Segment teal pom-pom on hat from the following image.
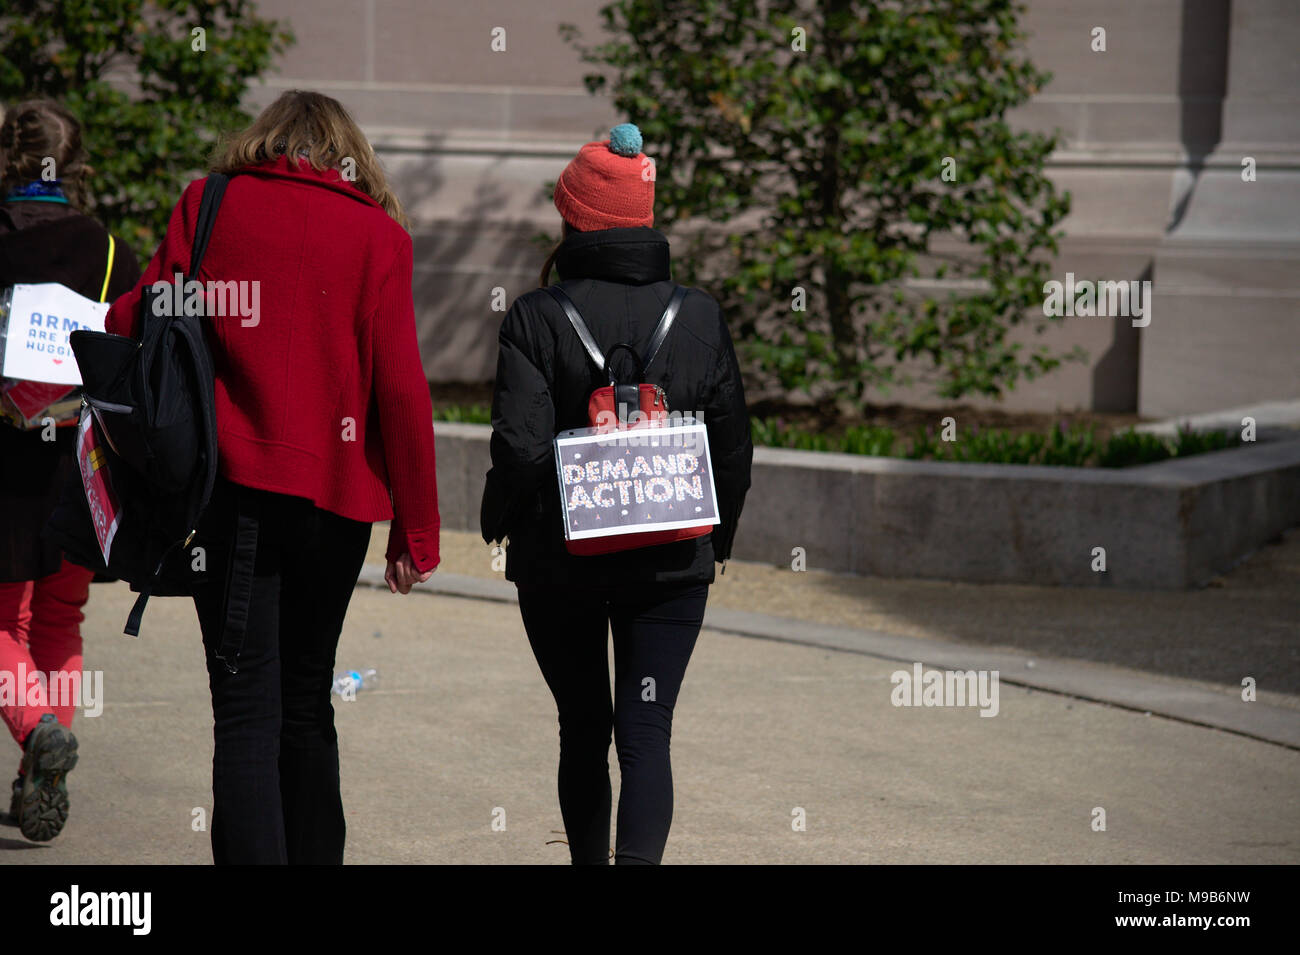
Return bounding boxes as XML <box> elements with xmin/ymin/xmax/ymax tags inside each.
<box><xmin>608</xmin><ymin>123</ymin><xmax>643</xmax><ymax>157</ymax></box>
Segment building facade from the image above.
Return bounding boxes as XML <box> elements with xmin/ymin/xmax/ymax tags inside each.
<box><xmin>249</xmin><ymin>0</ymin><xmax>1299</xmax><ymax>416</ymax></box>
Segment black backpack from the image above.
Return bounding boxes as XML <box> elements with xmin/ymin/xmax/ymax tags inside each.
<box><xmin>45</xmin><ymin>174</ymin><xmax>226</xmax><ymax>635</ymax></box>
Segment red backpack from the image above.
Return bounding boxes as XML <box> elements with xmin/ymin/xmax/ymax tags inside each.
<box><xmin>546</xmin><ymin>284</ymin><xmax>713</xmax><ymax>556</ymax></box>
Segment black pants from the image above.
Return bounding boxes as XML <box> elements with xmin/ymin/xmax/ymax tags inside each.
<box><xmin>192</xmin><ymin>479</ymin><xmax>370</xmax><ymax>865</ymax></box>
<box><xmin>517</xmin><ymin>581</ymin><xmax>707</xmax><ymax>865</ymax></box>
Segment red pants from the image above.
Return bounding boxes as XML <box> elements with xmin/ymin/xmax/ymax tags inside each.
<box><xmin>0</xmin><ymin>560</ymin><xmax>93</xmax><ymax>758</ymax></box>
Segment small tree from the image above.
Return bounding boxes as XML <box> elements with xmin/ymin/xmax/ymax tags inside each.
<box><xmin>563</xmin><ymin>0</ymin><xmax>1074</xmax><ymax>407</ymax></box>
<box><xmin>0</xmin><ymin>0</ymin><xmax>292</xmax><ymax>263</ymax></box>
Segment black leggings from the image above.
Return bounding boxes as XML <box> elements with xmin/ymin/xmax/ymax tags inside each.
<box><xmin>192</xmin><ymin>479</ymin><xmax>371</xmax><ymax>864</ymax></box>
<box><xmin>517</xmin><ymin>581</ymin><xmax>707</xmax><ymax>865</ymax></box>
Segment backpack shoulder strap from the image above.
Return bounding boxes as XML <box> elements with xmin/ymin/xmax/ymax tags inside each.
<box><xmin>99</xmin><ymin>234</ymin><xmax>116</xmax><ymax>303</ymax></box>
<box><xmin>188</xmin><ymin>173</ymin><xmax>229</xmax><ymax>281</ymax></box>
<box><xmin>171</xmin><ymin>315</ymin><xmax>219</xmax><ymax>516</ymax></box>
<box><xmin>642</xmin><ymin>285</ymin><xmax>687</xmax><ymax>373</ymax></box>
<box><xmin>546</xmin><ymin>285</ymin><xmax>606</xmax><ymax>372</ymax></box>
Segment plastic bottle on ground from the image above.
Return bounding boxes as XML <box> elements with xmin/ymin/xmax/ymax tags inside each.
<box><xmin>332</xmin><ymin>668</ymin><xmax>378</xmax><ymax>697</ymax></box>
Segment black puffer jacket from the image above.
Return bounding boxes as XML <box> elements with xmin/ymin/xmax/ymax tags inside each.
<box><xmin>481</xmin><ymin>227</ymin><xmax>752</xmax><ymax>587</ymax></box>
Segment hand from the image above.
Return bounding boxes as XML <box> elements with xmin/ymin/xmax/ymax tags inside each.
<box><xmin>385</xmin><ymin>553</ymin><xmax>434</xmax><ymax>594</ymax></box>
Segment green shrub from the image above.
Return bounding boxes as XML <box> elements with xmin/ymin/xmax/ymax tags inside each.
<box><xmin>0</xmin><ymin>0</ymin><xmax>293</xmax><ymax>263</ymax></box>
<box><xmin>433</xmin><ymin>404</ymin><xmax>492</xmax><ymax>425</ymax></box>
<box><xmin>746</xmin><ymin>417</ymin><xmax>1241</xmax><ymax>467</ymax></box>
<box><xmin>562</xmin><ymin>0</ymin><xmax>1074</xmax><ymax>408</ymax></box>
<box><xmin>1095</xmin><ymin>429</ymin><xmax>1174</xmax><ymax>468</ymax></box>
<box><xmin>435</xmin><ymin>404</ymin><xmax>1243</xmax><ymax>468</ymax></box>
<box><xmin>1172</xmin><ymin>426</ymin><xmax>1236</xmax><ymax>457</ymax></box>
<box><xmin>838</xmin><ymin>425</ymin><xmax>897</xmax><ymax>457</ymax></box>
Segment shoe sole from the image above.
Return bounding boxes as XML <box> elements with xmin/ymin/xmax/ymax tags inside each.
<box><xmin>19</xmin><ymin>727</ymin><xmax>78</xmax><ymax>842</ymax></box>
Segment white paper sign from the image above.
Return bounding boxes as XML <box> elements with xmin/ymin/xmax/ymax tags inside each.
<box><xmin>1</xmin><ymin>283</ymin><xmax>109</xmax><ymax>385</ymax></box>
<box><xmin>554</xmin><ymin>419</ymin><xmax>720</xmax><ymax>541</ymax></box>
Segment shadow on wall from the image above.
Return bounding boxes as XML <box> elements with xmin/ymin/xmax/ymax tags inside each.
<box><xmin>386</xmin><ymin>144</ymin><xmax>555</xmax><ymax>384</ymax></box>
<box><xmin>1167</xmin><ymin>0</ymin><xmax>1231</xmax><ymax>234</ymax></box>
<box><xmin>1088</xmin><ymin>1</ymin><xmax>1231</xmax><ymax>414</ymax></box>
<box><xmin>1088</xmin><ymin>263</ymin><xmax>1147</xmax><ymax>413</ymax></box>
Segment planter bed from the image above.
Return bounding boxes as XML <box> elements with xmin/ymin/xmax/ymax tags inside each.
<box><xmin>431</xmin><ymin>422</ymin><xmax>1300</xmax><ymax>589</ymax></box>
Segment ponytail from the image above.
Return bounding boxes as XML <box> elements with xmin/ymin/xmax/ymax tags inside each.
<box><xmin>539</xmin><ymin>241</ymin><xmax>561</xmax><ymax>288</ymax></box>
<box><xmin>540</xmin><ymin>222</ymin><xmax>581</xmax><ymax>287</ymax></box>
<box><xmin>0</xmin><ymin>100</ymin><xmax>91</xmax><ymax>211</ymax></box>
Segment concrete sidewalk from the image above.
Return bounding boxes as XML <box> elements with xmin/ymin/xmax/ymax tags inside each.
<box><xmin>2</xmin><ymin>551</ymin><xmax>1298</xmax><ymax>864</ymax></box>
<box><xmin>420</xmin><ymin>528</ymin><xmax>1300</xmax><ymax>701</ymax></box>
<box><xmin>373</xmin><ymin>568</ymin><xmax>1300</xmax><ymax>748</ymax></box>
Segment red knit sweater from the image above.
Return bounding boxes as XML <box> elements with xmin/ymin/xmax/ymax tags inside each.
<box><xmin>106</xmin><ymin>156</ymin><xmax>439</xmax><ymax>572</ymax></box>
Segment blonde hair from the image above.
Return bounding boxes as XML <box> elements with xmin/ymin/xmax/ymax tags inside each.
<box><xmin>211</xmin><ymin>90</ymin><xmax>408</xmax><ymax>228</ymax></box>
<box><xmin>0</xmin><ymin>99</ymin><xmax>91</xmax><ymax>210</ymax></box>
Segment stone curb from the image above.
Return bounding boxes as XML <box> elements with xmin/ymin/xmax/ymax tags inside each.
<box><xmin>429</xmin><ymin>422</ymin><xmax>1300</xmax><ymax>589</ymax></box>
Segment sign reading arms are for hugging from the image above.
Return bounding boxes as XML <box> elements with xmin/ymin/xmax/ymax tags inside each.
<box><xmin>1</xmin><ymin>283</ymin><xmax>109</xmax><ymax>386</ymax></box>
<box><xmin>555</xmin><ymin>420</ymin><xmax>720</xmax><ymax>541</ymax></box>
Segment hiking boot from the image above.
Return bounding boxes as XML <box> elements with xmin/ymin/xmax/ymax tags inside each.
<box><xmin>1</xmin><ymin>776</ymin><xmax>19</xmax><ymax>826</ymax></box>
<box><xmin>18</xmin><ymin>714</ymin><xmax>78</xmax><ymax>842</ymax></box>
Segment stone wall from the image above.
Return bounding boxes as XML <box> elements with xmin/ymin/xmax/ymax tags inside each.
<box><xmin>249</xmin><ymin>0</ymin><xmax>1299</xmax><ymax>415</ymax></box>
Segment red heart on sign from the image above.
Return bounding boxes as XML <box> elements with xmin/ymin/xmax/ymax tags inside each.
<box><xmin>53</xmin><ymin>359</ymin><xmax>63</xmax><ymax>364</ymax></box>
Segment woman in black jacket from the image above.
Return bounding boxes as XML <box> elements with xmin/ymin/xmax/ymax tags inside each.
<box><xmin>0</xmin><ymin>100</ymin><xmax>140</xmax><ymax>841</ymax></box>
<box><xmin>482</xmin><ymin>124</ymin><xmax>752</xmax><ymax>864</ymax></box>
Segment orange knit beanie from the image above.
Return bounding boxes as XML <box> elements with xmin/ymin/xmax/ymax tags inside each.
<box><xmin>553</xmin><ymin>123</ymin><xmax>655</xmax><ymax>231</ymax></box>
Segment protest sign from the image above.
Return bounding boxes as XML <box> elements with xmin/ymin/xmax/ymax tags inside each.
<box><xmin>554</xmin><ymin>419</ymin><xmax>719</xmax><ymax>542</ymax></box>
<box><xmin>75</xmin><ymin>405</ymin><xmax>122</xmax><ymax>563</ymax></box>
<box><xmin>1</xmin><ymin>283</ymin><xmax>109</xmax><ymax>385</ymax></box>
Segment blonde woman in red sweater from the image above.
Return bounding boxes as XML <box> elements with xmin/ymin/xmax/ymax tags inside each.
<box><xmin>104</xmin><ymin>91</ymin><xmax>439</xmax><ymax>864</ymax></box>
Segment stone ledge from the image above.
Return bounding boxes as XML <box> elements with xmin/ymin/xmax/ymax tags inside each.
<box><xmin>430</xmin><ymin>423</ymin><xmax>1300</xmax><ymax>589</ymax></box>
